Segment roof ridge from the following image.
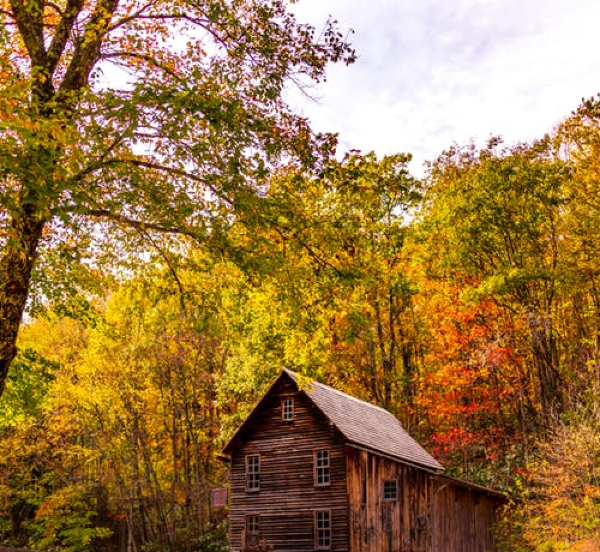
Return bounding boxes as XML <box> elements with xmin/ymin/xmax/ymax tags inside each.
<box><xmin>310</xmin><ymin>379</ymin><xmax>393</xmax><ymax>415</ymax></box>
<box><xmin>284</xmin><ymin>368</ymin><xmax>393</xmax><ymax>415</ymax></box>
<box><xmin>280</xmin><ymin>368</ymin><xmax>443</xmax><ymax>471</ymax></box>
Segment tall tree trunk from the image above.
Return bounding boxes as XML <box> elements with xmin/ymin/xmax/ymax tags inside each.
<box><xmin>527</xmin><ymin>310</ymin><xmax>563</xmax><ymax>424</ymax></box>
<box><xmin>1</xmin><ymin>0</ymin><xmax>117</xmax><ymax>399</ymax></box>
<box><xmin>0</xmin><ymin>208</ymin><xmax>45</xmax><ymax>394</ymax></box>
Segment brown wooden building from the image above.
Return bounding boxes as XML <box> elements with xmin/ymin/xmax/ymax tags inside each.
<box><xmin>222</xmin><ymin>369</ymin><xmax>504</xmax><ymax>552</ymax></box>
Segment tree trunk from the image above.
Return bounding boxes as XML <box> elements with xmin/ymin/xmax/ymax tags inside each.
<box><xmin>1</xmin><ymin>0</ymin><xmax>115</xmax><ymax>399</ymax></box>
<box><xmin>527</xmin><ymin>310</ymin><xmax>563</xmax><ymax>424</ymax></box>
<box><xmin>0</xmin><ymin>208</ymin><xmax>45</xmax><ymax>394</ymax></box>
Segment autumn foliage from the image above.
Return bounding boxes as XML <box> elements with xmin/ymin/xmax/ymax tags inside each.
<box><xmin>0</xmin><ymin>0</ymin><xmax>599</xmax><ymax>547</ymax></box>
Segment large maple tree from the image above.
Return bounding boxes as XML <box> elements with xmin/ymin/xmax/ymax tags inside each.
<box><xmin>0</xmin><ymin>0</ymin><xmax>355</xmax><ymax>394</ymax></box>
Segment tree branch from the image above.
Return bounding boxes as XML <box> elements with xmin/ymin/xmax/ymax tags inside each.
<box><xmin>84</xmin><ymin>208</ymin><xmax>204</xmax><ymax>241</ymax></box>
<box><xmin>104</xmin><ymin>0</ymin><xmax>163</xmax><ymax>31</ymax></box>
<box><xmin>135</xmin><ymin>227</ymin><xmax>187</xmax><ymax>312</ymax></box>
<box><xmin>101</xmin><ymin>51</ymin><xmax>182</xmax><ymax>79</ymax></box>
<box><xmin>60</xmin><ymin>0</ymin><xmax>119</xmax><ymax>92</ymax></box>
<box><xmin>123</xmin><ymin>159</ymin><xmax>233</xmax><ymax>206</ymax></box>
<box><xmin>47</xmin><ymin>0</ymin><xmax>85</xmax><ymax>74</ymax></box>
<box><xmin>107</xmin><ymin>13</ymin><xmax>226</xmax><ymax>49</ymax></box>
<box><xmin>272</xmin><ymin>223</ymin><xmax>343</xmax><ymax>277</ymax></box>
<box><xmin>46</xmin><ymin>1</ymin><xmax>65</xmax><ymax>16</ymax></box>
<box><xmin>9</xmin><ymin>0</ymin><xmax>47</xmax><ymax>67</ymax></box>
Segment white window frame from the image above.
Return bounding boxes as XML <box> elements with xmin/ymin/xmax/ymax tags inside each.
<box><xmin>246</xmin><ymin>455</ymin><xmax>260</xmax><ymax>491</ymax></box>
<box><xmin>282</xmin><ymin>397</ymin><xmax>294</xmax><ymax>421</ymax></box>
<box><xmin>314</xmin><ymin>449</ymin><xmax>330</xmax><ymax>487</ymax></box>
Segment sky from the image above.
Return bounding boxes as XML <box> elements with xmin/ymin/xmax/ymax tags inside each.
<box><xmin>287</xmin><ymin>0</ymin><xmax>600</xmax><ymax>174</ymax></box>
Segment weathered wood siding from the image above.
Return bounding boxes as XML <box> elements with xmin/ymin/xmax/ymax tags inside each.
<box><xmin>347</xmin><ymin>447</ymin><xmax>430</xmax><ymax>552</ymax></box>
<box><xmin>229</xmin><ymin>378</ymin><xmax>349</xmax><ymax>552</ymax></box>
<box><xmin>346</xmin><ymin>447</ymin><xmax>500</xmax><ymax>552</ymax></box>
<box><xmin>430</xmin><ymin>477</ymin><xmax>498</xmax><ymax>552</ymax></box>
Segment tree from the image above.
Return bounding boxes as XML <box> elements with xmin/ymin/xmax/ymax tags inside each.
<box><xmin>218</xmin><ymin>152</ymin><xmax>423</xmax><ymax>417</ymax></box>
<box><xmin>0</xmin><ymin>315</ymin><xmax>97</xmax><ymax>548</ymax></box>
<box><xmin>414</xmin><ymin>279</ymin><xmax>530</xmax><ymax>485</ymax></box>
<box><xmin>418</xmin><ymin>138</ymin><xmax>570</xmax><ymax>423</ymax></box>
<box><xmin>499</xmin><ymin>397</ymin><xmax>600</xmax><ymax>551</ymax></box>
<box><xmin>305</xmin><ymin>152</ymin><xmax>422</xmax><ymax>413</ymax></box>
<box><xmin>556</xmin><ymin>96</ymin><xmax>600</xmax><ymax>392</ymax></box>
<box><xmin>0</xmin><ymin>265</ymin><xmax>232</xmax><ymax>550</ymax></box>
<box><xmin>71</xmin><ymin>270</ymin><xmax>229</xmax><ymax>551</ymax></box>
<box><xmin>0</xmin><ymin>0</ymin><xmax>355</xmax><ymax>395</ymax></box>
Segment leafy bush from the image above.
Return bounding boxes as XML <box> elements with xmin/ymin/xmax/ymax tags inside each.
<box><xmin>498</xmin><ymin>398</ymin><xmax>600</xmax><ymax>551</ymax></box>
<box><xmin>26</xmin><ymin>485</ymin><xmax>112</xmax><ymax>552</ymax></box>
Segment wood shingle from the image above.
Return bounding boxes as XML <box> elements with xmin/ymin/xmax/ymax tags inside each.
<box><xmin>281</xmin><ymin>369</ymin><xmax>442</xmax><ymax>471</ymax></box>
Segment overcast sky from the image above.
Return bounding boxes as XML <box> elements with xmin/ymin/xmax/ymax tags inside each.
<box><xmin>287</xmin><ymin>0</ymin><xmax>600</xmax><ymax>174</ymax></box>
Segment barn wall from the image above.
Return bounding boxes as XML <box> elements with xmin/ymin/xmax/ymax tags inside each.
<box><xmin>430</xmin><ymin>477</ymin><xmax>499</xmax><ymax>552</ymax></box>
<box><xmin>346</xmin><ymin>447</ymin><xmax>430</xmax><ymax>552</ymax></box>
<box><xmin>229</xmin><ymin>378</ymin><xmax>349</xmax><ymax>552</ymax></box>
<box><xmin>346</xmin><ymin>448</ymin><xmax>501</xmax><ymax>552</ymax></box>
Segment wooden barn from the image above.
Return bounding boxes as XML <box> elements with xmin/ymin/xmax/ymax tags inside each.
<box><xmin>222</xmin><ymin>369</ymin><xmax>504</xmax><ymax>552</ymax></box>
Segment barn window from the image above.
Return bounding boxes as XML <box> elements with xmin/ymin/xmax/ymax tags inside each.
<box><xmin>246</xmin><ymin>455</ymin><xmax>260</xmax><ymax>491</ymax></box>
<box><xmin>245</xmin><ymin>515</ymin><xmax>259</xmax><ymax>547</ymax></box>
<box><xmin>315</xmin><ymin>449</ymin><xmax>330</xmax><ymax>486</ymax></box>
<box><xmin>282</xmin><ymin>397</ymin><xmax>294</xmax><ymax>421</ymax></box>
<box><xmin>383</xmin><ymin>479</ymin><xmax>398</xmax><ymax>500</ymax></box>
<box><xmin>315</xmin><ymin>510</ymin><xmax>331</xmax><ymax>549</ymax></box>
<box><xmin>246</xmin><ymin>515</ymin><xmax>259</xmax><ymax>534</ymax></box>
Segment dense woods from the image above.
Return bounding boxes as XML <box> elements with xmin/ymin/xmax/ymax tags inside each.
<box><xmin>1</xmin><ymin>95</ymin><xmax>598</xmax><ymax>552</ymax></box>
<box><xmin>1</xmin><ymin>0</ymin><xmax>599</xmax><ymax>549</ymax></box>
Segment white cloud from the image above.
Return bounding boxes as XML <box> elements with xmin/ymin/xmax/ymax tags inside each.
<box><xmin>287</xmin><ymin>0</ymin><xmax>600</xmax><ymax>174</ymax></box>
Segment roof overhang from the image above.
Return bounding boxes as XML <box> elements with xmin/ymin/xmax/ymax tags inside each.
<box><xmin>432</xmin><ymin>473</ymin><xmax>507</xmax><ymax>499</ymax></box>
<box><xmin>345</xmin><ymin>442</ymin><xmax>444</xmax><ymax>474</ymax></box>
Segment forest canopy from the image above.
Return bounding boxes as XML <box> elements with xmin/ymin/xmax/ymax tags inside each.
<box><xmin>1</xmin><ymin>0</ymin><xmax>599</xmax><ymax>549</ymax></box>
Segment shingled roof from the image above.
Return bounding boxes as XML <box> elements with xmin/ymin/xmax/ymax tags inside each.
<box><xmin>223</xmin><ymin>369</ymin><xmax>443</xmax><ymax>472</ymax></box>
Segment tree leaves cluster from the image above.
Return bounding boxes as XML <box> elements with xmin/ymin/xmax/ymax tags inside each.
<box><xmin>1</xmin><ymin>268</ymin><xmax>231</xmax><ymax>551</ymax></box>
<box><xmin>0</xmin><ymin>0</ymin><xmax>355</xmax><ymax>394</ymax></box>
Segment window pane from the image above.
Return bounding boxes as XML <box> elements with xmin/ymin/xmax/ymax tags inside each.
<box><xmin>246</xmin><ymin>455</ymin><xmax>260</xmax><ymax>490</ymax></box>
<box><xmin>383</xmin><ymin>479</ymin><xmax>398</xmax><ymax>500</ymax></box>
<box><xmin>246</xmin><ymin>515</ymin><xmax>259</xmax><ymax>548</ymax></box>
<box><xmin>246</xmin><ymin>515</ymin><xmax>259</xmax><ymax>534</ymax></box>
<box><xmin>315</xmin><ymin>510</ymin><xmax>331</xmax><ymax>549</ymax></box>
<box><xmin>315</xmin><ymin>450</ymin><xmax>330</xmax><ymax>485</ymax></box>
<box><xmin>282</xmin><ymin>397</ymin><xmax>294</xmax><ymax>421</ymax></box>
